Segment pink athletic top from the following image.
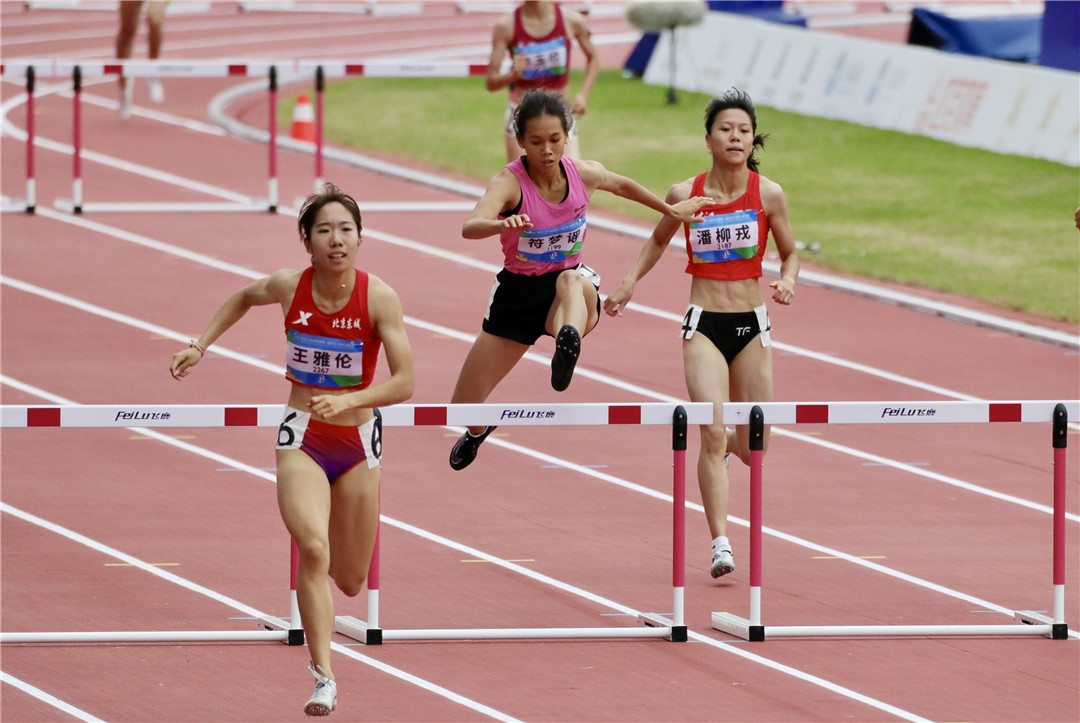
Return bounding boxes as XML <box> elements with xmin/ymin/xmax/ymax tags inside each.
<box><xmin>683</xmin><ymin>171</ymin><xmax>770</xmax><ymax>281</ymax></box>
<box><xmin>284</xmin><ymin>267</ymin><xmax>381</xmax><ymax>389</ymax></box>
<box><xmin>510</xmin><ymin>4</ymin><xmax>570</xmax><ymax>91</ymax></box>
<box><xmin>500</xmin><ymin>156</ymin><xmax>590</xmax><ymax>276</ymax></box>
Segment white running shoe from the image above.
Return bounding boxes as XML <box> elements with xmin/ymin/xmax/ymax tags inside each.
<box><xmin>304</xmin><ymin>664</ymin><xmax>337</xmax><ymax>716</ymax></box>
<box><xmin>118</xmin><ymin>84</ymin><xmax>133</xmax><ymax>119</ymax></box>
<box><xmin>711</xmin><ymin>544</ymin><xmax>735</xmax><ymax>579</ymax></box>
<box><xmin>147</xmin><ymin>77</ymin><xmax>164</xmax><ymax>103</ymax></box>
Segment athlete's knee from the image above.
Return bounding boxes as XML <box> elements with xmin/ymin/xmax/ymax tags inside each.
<box><xmin>331</xmin><ymin>570</ymin><xmax>367</xmax><ymax>597</ymax></box>
<box><xmin>295</xmin><ymin>537</ymin><xmax>330</xmax><ymax>571</ymax></box>
<box><xmin>555</xmin><ymin>269</ymin><xmax>586</xmax><ymax>295</ymax></box>
<box><xmin>699</xmin><ymin>424</ymin><xmax>728</xmax><ymax>455</ymax></box>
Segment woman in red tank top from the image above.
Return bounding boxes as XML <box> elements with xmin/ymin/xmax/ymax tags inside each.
<box><xmin>169</xmin><ymin>184</ymin><xmax>414</xmax><ymax>716</ymax></box>
<box><xmin>485</xmin><ymin>1</ymin><xmax>599</xmax><ymax>161</ymax></box>
<box><xmin>604</xmin><ymin>89</ymin><xmax>801</xmax><ymax>581</ymax></box>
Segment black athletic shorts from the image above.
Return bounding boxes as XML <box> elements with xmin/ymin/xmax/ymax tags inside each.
<box><xmin>681</xmin><ymin>303</ymin><xmax>771</xmax><ymax>364</ymax></box>
<box><xmin>482</xmin><ymin>264</ymin><xmax>601</xmax><ymax>345</ymax></box>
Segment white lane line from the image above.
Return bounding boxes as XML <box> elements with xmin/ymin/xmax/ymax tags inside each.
<box><xmin>0</xmin><ymin>672</ymin><xmax>106</xmax><ymax>723</ymax></box>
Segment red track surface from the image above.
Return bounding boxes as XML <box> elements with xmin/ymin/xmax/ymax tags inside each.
<box><xmin>2</xmin><ymin>3</ymin><xmax>1077</xmax><ymax>722</ymax></box>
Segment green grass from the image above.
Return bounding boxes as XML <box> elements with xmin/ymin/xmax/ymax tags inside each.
<box><xmin>284</xmin><ymin>69</ymin><xmax>1080</xmax><ymax>323</ymax></box>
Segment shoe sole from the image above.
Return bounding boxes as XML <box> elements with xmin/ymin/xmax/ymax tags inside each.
<box><xmin>551</xmin><ymin>325</ymin><xmax>580</xmax><ymax>392</ymax></box>
<box><xmin>710</xmin><ymin>561</ymin><xmax>735</xmax><ymax>578</ymax></box>
<box><xmin>304</xmin><ymin>702</ymin><xmax>335</xmax><ymax>716</ymax></box>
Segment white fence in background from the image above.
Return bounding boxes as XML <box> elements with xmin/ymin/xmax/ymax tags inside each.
<box><xmin>643</xmin><ymin>11</ymin><xmax>1079</xmax><ymax>166</ymax></box>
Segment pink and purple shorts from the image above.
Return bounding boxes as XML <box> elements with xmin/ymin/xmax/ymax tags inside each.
<box><xmin>276</xmin><ymin>406</ymin><xmax>381</xmax><ymax>482</ymax></box>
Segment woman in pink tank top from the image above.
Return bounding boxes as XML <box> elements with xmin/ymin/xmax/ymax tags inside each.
<box><xmin>447</xmin><ymin>90</ymin><xmax>711</xmax><ymax>471</ymax></box>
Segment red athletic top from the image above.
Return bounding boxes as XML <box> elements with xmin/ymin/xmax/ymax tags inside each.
<box><xmin>284</xmin><ymin>267</ymin><xmax>381</xmax><ymax>390</ymax></box>
<box><xmin>683</xmin><ymin>171</ymin><xmax>770</xmax><ymax>281</ymax></box>
<box><xmin>510</xmin><ymin>4</ymin><xmax>570</xmax><ymax>91</ymax></box>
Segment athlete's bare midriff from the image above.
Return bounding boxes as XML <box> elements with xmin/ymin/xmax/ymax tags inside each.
<box><xmin>688</xmin><ymin>275</ymin><xmax>764</xmax><ymax>313</ymax></box>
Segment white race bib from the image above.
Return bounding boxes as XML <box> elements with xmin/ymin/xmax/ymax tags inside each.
<box><xmin>286</xmin><ymin>330</ymin><xmax>364</xmax><ymax>388</ymax></box>
<box><xmin>516</xmin><ymin>215</ymin><xmax>586</xmax><ymax>264</ymax></box>
<box><xmin>514</xmin><ymin>38</ymin><xmax>568</xmax><ymax>81</ymax></box>
<box><xmin>689</xmin><ymin>210</ymin><xmax>760</xmax><ymax>264</ymax></box>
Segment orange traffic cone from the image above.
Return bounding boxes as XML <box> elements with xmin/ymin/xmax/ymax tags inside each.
<box><xmin>291</xmin><ymin>93</ymin><xmax>315</xmax><ymax>142</ymax></box>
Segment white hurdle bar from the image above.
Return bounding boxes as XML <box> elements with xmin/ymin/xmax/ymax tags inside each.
<box><xmin>712</xmin><ymin>400</ymin><xmax>1078</xmax><ymax>641</ymax></box>
<box><xmin>0</xmin><ymin>402</ymin><xmax>710</xmax><ymax>646</ymax></box>
<box><xmin>0</xmin><ymin>402</ymin><xmax>712</xmax><ymax>429</ymax></box>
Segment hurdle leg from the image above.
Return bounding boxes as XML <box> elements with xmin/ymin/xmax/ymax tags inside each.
<box><xmin>2</xmin><ymin>66</ymin><xmax>36</xmax><ymax>214</ymax></box>
<box><xmin>672</xmin><ymin>404</ymin><xmax>687</xmax><ymax>635</ymax></box>
<box><xmin>72</xmin><ymin>66</ymin><xmax>83</xmax><ymax>214</ymax></box>
<box><xmin>638</xmin><ymin>405</ymin><xmax>688</xmax><ymax>641</ymax></box>
<box><xmin>334</xmin><ymin>516</ymin><xmax>383</xmax><ymax>645</ymax></box>
<box><xmin>712</xmin><ymin>405</ymin><xmax>766</xmax><ymax>641</ymax></box>
<box><xmin>24</xmin><ymin>66</ymin><xmax>37</xmax><ymax>212</ymax></box>
<box><xmin>1015</xmin><ymin>402</ymin><xmax>1070</xmax><ymax>639</ymax></box>
<box><xmin>285</xmin><ymin>537</ymin><xmax>305</xmax><ymax>645</ymax></box>
<box><xmin>266</xmin><ymin>66</ymin><xmax>278</xmax><ymax>212</ymax></box>
<box><xmin>315</xmin><ymin>65</ymin><xmax>325</xmax><ymax>192</ymax></box>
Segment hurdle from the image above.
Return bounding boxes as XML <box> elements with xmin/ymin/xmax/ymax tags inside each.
<box><xmin>711</xmin><ymin>400</ymin><xmax>1077</xmax><ymax>642</ymax></box>
<box><xmin>0</xmin><ymin>399</ymin><xmax>304</xmax><ymax>645</ymax></box>
<box><xmin>0</xmin><ymin>402</ymin><xmax>709</xmax><ymax>646</ymax></box>
<box><xmin>44</xmin><ymin>60</ymin><xmax>285</xmax><ymax>214</ymax></box>
<box><xmin>8</xmin><ymin>59</ymin><xmax>509</xmax><ymax>212</ymax></box>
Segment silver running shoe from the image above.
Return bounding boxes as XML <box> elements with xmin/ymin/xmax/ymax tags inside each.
<box><xmin>711</xmin><ymin>544</ymin><xmax>735</xmax><ymax>578</ymax></box>
<box><xmin>304</xmin><ymin>664</ymin><xmax>337</xmax><ymax>717</ymax></box>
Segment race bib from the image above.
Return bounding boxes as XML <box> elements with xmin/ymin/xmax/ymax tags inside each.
<box><xmin>689</xmin><ymin>210</ymin><xmax>760</xmax><ymax>264</ymax></box>
<box><xmin>513</xmin><ymin>38</ymin><xmax>568</xmax><ymax>81</ymax></box>
<box><xmin>516</xmin><ymin>215</ymin><xmax>586</xmax><ymax>264</ymax></box>
<box><xmin>286</xmin><ymin>330</ymin><xmax>364</xmax><ymax>388</ymax></box>
<box><xmin>276</xmin><ymin>407</ymin><xmax>308</xmax><ymax>450</ymax></box>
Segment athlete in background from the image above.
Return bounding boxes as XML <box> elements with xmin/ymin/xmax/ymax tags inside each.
<box><xmin>485</xmin><ymin>0</ymin><xmax>599</xmax><ymax>162</ymax></box>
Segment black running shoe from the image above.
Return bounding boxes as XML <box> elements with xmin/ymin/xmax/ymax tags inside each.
<box><xmin>449</xmin><ymin>426</ymin><xmax>497</xmax><ymax>470</ymax></box>
<box><xmin>551</xmin><ymin>324</ymin><xmax>580</xmax><ymax>392</ymax></box>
